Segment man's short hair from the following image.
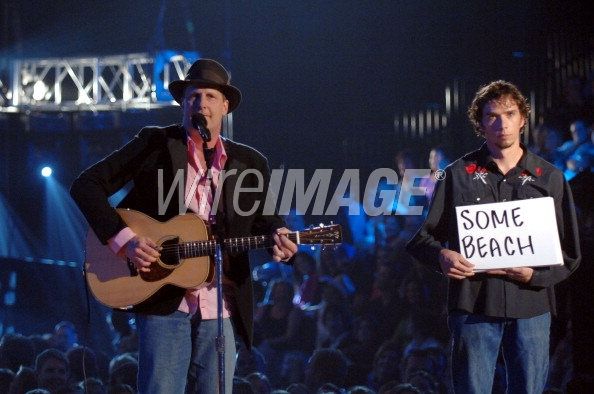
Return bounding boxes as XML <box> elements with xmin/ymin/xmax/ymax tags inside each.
<box><xmin>467</xmin><ymin>80</ymin><xmax>531</xmax><ymax>136</ymax></box>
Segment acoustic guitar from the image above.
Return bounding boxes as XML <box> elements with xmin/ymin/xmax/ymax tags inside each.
<box><xmin>85</xmin><ymin>209</ymin><xmax>342</xmax><ymax>308</ymax></box>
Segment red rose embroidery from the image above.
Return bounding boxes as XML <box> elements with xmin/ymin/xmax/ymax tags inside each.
<box><xmin>465</xmin><ymin>163</ymin><xmax>476</xmax><ymax>174</ymax></box>
<box><xmin>467</xmin><ymin>163</ymin><xmax>488</xmax><ymax>183</ymax></box>
<box><xmin>536</xmin><ymin>167</ymin><xmax>542</xmax><ymax>176</ymax></box>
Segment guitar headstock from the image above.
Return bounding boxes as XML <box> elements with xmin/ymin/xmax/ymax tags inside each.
<box><xmin>296</xmin><ymin>224</ymin><xmax>342</xmax><ymax>245</ymax></box>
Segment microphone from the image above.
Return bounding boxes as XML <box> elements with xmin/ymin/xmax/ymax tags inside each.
<box><xmin>191</xmin><ymin>113</ymin><xmax>211</xmax><ymax>142</ymax></box>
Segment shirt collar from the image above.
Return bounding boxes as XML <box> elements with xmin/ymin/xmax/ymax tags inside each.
<box><xmin>186</xmin><ymin>134</ymin><xmax>228</xmax><ymax>172</ymax></box>
<box><xmin>520</xmin><ymin>144</ymin><xmax>542</xmax><ymax>177</ymax></box>
<box><xmin>477</xmin><ymin>142</ymin><xmax>539</xmax><ymax>176</ymax></box>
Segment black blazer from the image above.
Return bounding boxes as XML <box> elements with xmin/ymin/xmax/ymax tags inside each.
<box><xmin>70</xmin><ymin>124</ymin><xmax>287</xmax><ymax>348</ymax></box>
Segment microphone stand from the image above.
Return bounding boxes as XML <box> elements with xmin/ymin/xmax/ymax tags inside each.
<box><xmin>202</xmin><ymin>140</ymin><xmax>226</xmax><ymax>394</ymax></box>
<box><xmin>194</xmin><ymin>113</ymin><xmax>226</xmax><ymax>393</ymax></box>
<box><xmin>215</xmin><ymin>239</ymin><xmax>225</xmax><ymax>394</ymax></box>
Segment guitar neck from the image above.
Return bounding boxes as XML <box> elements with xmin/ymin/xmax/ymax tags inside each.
<box><xmin>179</xmin><ymin>233</ymin><xmax>299</xmax><ymax>258</ymax></box>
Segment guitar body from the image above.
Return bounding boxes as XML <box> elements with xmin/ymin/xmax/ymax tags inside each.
<box><xmin>85</xmin><ymin>209</ymin><xmax>213</xmax><ymax>308</ymax></box>
<box><xmin>85</xmin><ymin>209</ymin><xmax>342</xmax><ymax>309</ymax></box>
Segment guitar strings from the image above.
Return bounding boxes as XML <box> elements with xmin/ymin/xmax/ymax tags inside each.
<box><xmin>155</xmin><ymin>233</ymin><xmax>300</xmax><ymax>255</ymax></box>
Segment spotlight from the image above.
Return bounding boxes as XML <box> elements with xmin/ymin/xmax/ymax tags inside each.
<box><xmin>41</xmin><ymin>166</ymin><xmax>53</xmax><ymax>177</ymax></box>
<box><xmin>32</xmin><ymin>80</ymin><xmax>48</xmax><ymax>101</ymax></box>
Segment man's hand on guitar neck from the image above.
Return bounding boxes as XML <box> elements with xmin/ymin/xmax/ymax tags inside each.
<box><xmin>271</xmin><ymin>227</ymin><xmax>297</xmax><ymax>263</ymax></box>
<box><xmin>121</xmin><ymin>235</ymin><xmax>162</xmax><ymax>272</ymax></box>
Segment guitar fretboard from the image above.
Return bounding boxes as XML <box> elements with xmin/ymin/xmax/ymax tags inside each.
<box><xmin>173</xmin><ymin>233</ymin><xmax>300</xmax><ymax>259</ymax></box>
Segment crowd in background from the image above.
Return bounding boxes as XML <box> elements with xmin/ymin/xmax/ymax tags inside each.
<box><xmin>1</xmin><ymin>74</ymin><xmax>594</xmax><ymax>394</ymax></box>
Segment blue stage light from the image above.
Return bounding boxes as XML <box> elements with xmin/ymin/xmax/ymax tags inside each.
<box><xmin>41</xmin><ymin>166</ymin><xmax>53</xmax><ymax>177</ymax></box>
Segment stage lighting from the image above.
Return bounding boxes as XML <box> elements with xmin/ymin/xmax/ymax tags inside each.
<box><xmin>41</xmin><ymin>166</ymin><xmax>53</xmax><ymax>177</ymax></box>
<box><xmin>32</xmin><ymin>81</ymin><xmax>48</xmax><ymax>101</ymax></box>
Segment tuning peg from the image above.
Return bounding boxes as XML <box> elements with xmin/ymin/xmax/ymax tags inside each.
<box><xmin>319</xmin><ymin>223</ymin><xmax>325</xmax><ymax>227</ymax></box>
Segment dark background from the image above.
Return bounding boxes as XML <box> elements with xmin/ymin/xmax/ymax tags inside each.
<box><xmin>3</xmin><ymin>0</ymin><xmax>590</xmax><ymax>173</ymax></box>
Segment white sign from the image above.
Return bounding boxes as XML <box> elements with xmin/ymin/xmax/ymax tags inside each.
<box><xmin>455</xmin><ymin>197</ymin><xmax>563</xmax><ymax>271</ymax></box>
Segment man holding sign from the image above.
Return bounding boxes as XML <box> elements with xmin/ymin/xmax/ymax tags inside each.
<box><xmin>406</xmin><ymin>80</ymin><xmax>581</xmax><ymax>394</ymax></box>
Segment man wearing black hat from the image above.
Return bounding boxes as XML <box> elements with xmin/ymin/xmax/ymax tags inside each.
<box><xmin>70</xmin><ymin>59</ymin><xmax>297</xmax><ymax>393</ymax></box>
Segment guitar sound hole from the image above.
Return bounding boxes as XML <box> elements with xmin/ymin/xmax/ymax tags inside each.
<box><xmin>159</xmin><ymin>237</ymin><xmax>181</xmax><ymax>267</ymax></box>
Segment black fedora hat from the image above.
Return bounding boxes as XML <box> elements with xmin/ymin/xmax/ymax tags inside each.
<box><xmin>168</xmin><ymin>59</ymin><xmax>242</xmax><ymax>112</ymax></box>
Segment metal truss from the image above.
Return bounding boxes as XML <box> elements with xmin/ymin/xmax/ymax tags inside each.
<box><xmin>2</xmin><ymin>51</ymin><xmax>199</xmax><ymax>112</ymax></box>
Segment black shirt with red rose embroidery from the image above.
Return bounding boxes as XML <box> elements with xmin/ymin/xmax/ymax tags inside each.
<box><xmin>406</xmin><ymin>142</ymin><xmax>581</xmax><ymax>318</ymax></box>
